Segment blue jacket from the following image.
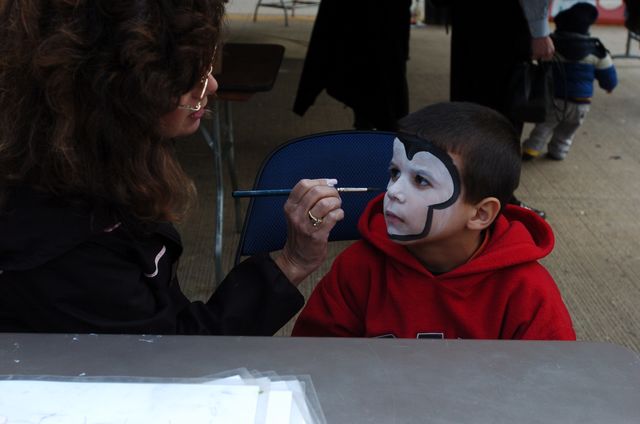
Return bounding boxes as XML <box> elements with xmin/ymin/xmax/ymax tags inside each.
<box><xmin>551</xmin><ymin>31</ymin><xmax>618</xmax><ymax>102</ymax></box>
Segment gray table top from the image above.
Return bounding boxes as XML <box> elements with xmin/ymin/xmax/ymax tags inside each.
<box><xmin>1</xmin><ymin>334</ymin><xmax>639</xmax><ymax>423</ymax></box>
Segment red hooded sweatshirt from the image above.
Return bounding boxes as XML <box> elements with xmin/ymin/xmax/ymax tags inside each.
<box><xmin>292</xmin><ymin>195</ymin><xmax>576</xmax><ymax>340</ymax></box>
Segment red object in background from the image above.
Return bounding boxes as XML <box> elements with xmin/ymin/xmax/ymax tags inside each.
<box><xmin>595</xmin><ymin>0</ymin><xmax>625</xmax><ymax>25</ymax></box>
<box><xmin>550</xmin><ymin>0</ymin><xmax>625</xmax><ymax>25</ymax></box>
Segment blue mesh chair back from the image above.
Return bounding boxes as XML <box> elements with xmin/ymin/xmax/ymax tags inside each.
<box><xmin>235</xmin><ymin>130</ymin><xmax>395</xmax><ymax>264</ymax></box>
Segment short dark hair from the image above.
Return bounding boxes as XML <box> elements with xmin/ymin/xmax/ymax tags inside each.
<box><xmin>397</xmin><ymin>101</ymin><xmax>520</xmax><ymax>210</ymax></box>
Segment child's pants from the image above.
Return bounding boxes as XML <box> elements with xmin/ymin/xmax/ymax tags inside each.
<box><xmin>522</xmin><ymin>101</ymin><xmax>590</xmax><ymax>160</ymax></box>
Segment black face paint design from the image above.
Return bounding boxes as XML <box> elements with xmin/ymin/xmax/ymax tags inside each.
<box><xmin>385</xmin><ymin>134</ymin><xmax>461</xmax><ymax>241</ymax></box>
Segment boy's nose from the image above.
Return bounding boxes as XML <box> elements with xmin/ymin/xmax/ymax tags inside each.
<box><xmin>386</xmin><ymin>182</ymin><xmax>405</xmax><ymax>202</ymax></box>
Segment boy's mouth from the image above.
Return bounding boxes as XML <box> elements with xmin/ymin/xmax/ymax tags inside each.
<box><xmin>384</xmin><ymin>210</ymin><xmax>404</xmax><ymax>224</ymax></box>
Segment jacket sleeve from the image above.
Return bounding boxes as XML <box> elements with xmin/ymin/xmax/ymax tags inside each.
<box><xmin>503</xmin><ymin>265</ymin><xmax>576</xmax><ymax>340</ymax></box>
<box><xmin>1</xmin><ymin>239</ymin><xmax>303</xmax><ymax>335</ymax></box>
<box><xmin>291</xmin><ymin>251</ymin><xmax>366</xmax><ymax>337</ymax></box>
<box><xmin>519</xmin><ymin>0</ymin><xmax>551</xmax><ymax>38</ymax></box>
<box><xmin>0</xmin><ymin>192</ymin><xmax>304</xmax><ymax>336</ymax></box>
<box><xmin>594</xmin><ymin>53</ymin><xmax>618</xmax><ymax>92</ymax></box>
<box><xmin>196</xmin><ymin>253</ymin><xmax>305</xmax><ymax>335</ymax></box>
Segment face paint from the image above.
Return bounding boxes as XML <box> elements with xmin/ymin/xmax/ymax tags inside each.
<box><xmin>383</xmin><ymin>135</ymin><xmax>460</xmax><ymax>241</ymax></box>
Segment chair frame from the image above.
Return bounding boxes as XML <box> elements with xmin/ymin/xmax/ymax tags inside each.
<box><xmin>612</xmin><ymin>29</ymin><xmax>640</xmax><ymax>60</ymax></box>
<box><xmin>613</xmin><ymin>1</ymin><xmax>640</xmax><ymax>60</ymax></box>
<box><xmin>253</xmin><ymin>0</ymin><xmax>320</xmax><ymax>26</ymax></box>
<box><xmin>234</xmin><ymin>130</ymin><xmax>396</xmax><ymax>266</ymax></box>
<box><xmin>199</xmin><ymin>43</ymin><xmax>285</xmax><ymax>285</ymax></box>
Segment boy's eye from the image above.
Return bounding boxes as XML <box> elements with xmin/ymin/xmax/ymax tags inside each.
<box><xmin>389</xmin><ymin>167</ymin><xmax>400</xmax><ymax>181</ymax></box>
<box><xmin>415</xmin><ymin>174</ymin><xmax>431</xmax><ymax>187</ymax></box>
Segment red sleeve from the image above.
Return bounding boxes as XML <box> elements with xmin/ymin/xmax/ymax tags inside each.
<box><xmin>292</xmin><ymin>247</ymin><xmax>369</xmax><ymax>337</ymax></box>
<box><xmin>503</xmin><ymin>265</ymin><xmax>576</xmax><ymax>340</ymax></box>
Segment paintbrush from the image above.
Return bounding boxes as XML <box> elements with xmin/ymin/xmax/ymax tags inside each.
<box><xmin>232</xmin><ymin>187</ymin><xmax>385</xmax><ymax>198</ymax></box>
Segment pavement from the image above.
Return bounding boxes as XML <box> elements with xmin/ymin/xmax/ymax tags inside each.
<box><xmin>174</xmin><ymin>15</ymin><xmax>640</xmax><ymax>353</ymax></box>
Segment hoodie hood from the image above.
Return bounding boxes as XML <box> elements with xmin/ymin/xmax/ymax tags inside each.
<box><xmin>551</xmin><ymin>31</ymin><xmax>607</xmax><ymax>61</ymax></box>
<box><xmin>554</xmin><ymin>2</ymin><xmax>598</xmax><ymax>35</ymax></box>
<box><xmin>357</xmin><ymin>194</ymin><xmax>554</xmax><ymax>277</ymax></box>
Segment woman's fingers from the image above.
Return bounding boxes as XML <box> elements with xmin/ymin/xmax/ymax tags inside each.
<box><xmin>287</xmin><ymin>178</ymin><xmax>337</xmax><ymax>204</ymax></box>
<box><xmin>286</xmin><ymin>179</ymin><xmax>343</xmax><ymax>231</ymax></box>
<box><xmin>306</xmin><ymin>194</ymin><xmax>343</xmax><ymax>231</ymax></box>
<box><xmin>275</xmin><ymin>179</ymin><xmax>345</xmax><ymax>285</ymax></box>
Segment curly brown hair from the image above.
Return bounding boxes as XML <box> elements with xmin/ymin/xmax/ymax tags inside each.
<box><xmin>0</xmin><ymin>0</ymin><xmax>225</xmax><ymax>221</ymax></box>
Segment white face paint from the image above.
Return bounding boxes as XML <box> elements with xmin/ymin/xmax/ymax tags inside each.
<box><xmin>383</xmin><ymin>137</ymin><xmax>459</xmax><ymax>241</ymax></box>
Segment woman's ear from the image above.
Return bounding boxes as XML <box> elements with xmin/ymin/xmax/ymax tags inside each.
<box><xmin>467</xmin><ymin>197</ymin><xmax>501</xmax><ymax>231</ymax></box>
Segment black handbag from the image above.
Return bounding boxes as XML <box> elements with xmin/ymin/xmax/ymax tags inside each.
<box><xmin>507</xmin><ymin>60</ymin><xmax>554</xmax><ymax>123</ymax></box>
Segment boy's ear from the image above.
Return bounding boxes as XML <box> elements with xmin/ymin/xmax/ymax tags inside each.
<box><xmin>467</xmin><ymin>197</ymin><xmax>501</xmax><ymax>231</ymax></box>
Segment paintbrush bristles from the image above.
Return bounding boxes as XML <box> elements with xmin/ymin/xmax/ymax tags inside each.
<box><xmin>336</xmin><ymin>187</ymin><xmax>369</xmax><ymax>192</ymax></box>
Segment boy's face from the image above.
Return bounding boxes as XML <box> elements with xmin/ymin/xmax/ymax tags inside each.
<box><xmin>384</xmin><ymin>137</ymin><xmax>463</xmax><ymax>242</ymax></box>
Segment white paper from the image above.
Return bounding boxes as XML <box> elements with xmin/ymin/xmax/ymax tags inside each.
<box><xmin>264</xmin><ymin>390</ymin><xmax>293</xmax><ymax>424</ymax></box>
<box><xmin>0</xmin><ymin>380</ymin><xmax>260</xmax><ymax>423</ymax></box>
<box><xmin>271</xmin><ymin>380</ymin><xmax>310</xmax><ymax>424</ymax></box>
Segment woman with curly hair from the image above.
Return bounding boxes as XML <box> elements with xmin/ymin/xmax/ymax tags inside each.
<box><xmin>0</xmin><ymin>0</ymin><xmax>344</xmax><ymax>334</ymax></box>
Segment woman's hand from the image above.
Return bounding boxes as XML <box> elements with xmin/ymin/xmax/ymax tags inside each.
<box><xmin>531</xmin><ymin>36</ymin><xmax>555</xmax><ymax>61</ymax></box>
<box><xmin>274</xmin><ymin>179</ymin><xmax>345</xmax><ymax>286</ymax></box>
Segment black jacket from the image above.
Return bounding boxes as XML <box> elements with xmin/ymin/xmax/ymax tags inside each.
<box><xmin>449</xmin><ymin>0</ymin><xmax>531</xmax><ymax>117</ymax></box>
<box><xmin>0</xmin><ymin>187</ymin><xmax>304</xmax><ymax>335</ymax></box>
<box><xmin>293</xmin><ymin>0</ymin><xmax>411</xmax><ymax>130</ymax></box>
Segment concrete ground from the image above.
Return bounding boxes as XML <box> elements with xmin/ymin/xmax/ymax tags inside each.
<box><xmin>174</xmin><ymin>15</ymin><xmax>640</xmax><ymax>354</ymax></box>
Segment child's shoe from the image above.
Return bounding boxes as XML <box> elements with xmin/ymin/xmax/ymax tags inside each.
<box><xmin>522</xmin><ymin>147</ymin><xmax>542</xmax><ymax>161</ymax></box>
<box><xmin>546</xmin><ymin>152</ymin><xmax>565</xmax><ymax>161</ymax></box>
<box><xmin>510</xmin><ymin>197</ymin><xmax>547</xmax><ymax>219</ymax></box>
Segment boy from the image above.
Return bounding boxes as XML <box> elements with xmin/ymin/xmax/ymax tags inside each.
<box><xmin>522</xmin><ymin>1</ymin><xmax>617</xmax><ymax>160</ymax></box>
<box><xmin>292</xmin><ymin>102</ymin><xmax>576</xmax><ymax>340</ymax></box>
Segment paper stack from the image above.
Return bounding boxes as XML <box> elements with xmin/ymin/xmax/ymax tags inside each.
<box><xmin>0</xmin><ymin>368</ymin><xmax>326</xmax><ymax>423</ymax></box>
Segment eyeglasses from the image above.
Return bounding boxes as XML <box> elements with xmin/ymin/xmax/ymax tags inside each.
<box><xmin>178</xmin><ymin>46</ymin><xmax>217</xmax><ymax>112</ymax></box>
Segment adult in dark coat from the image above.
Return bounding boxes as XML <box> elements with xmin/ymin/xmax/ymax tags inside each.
<box><xmin>447</xmin><ymin>0</ymin><xmax>554</xmax><ymax>217</ymax></box>
<box><xmin>449</xmin><ymin>0</ymin><xmax>554</xmax><ymax>135</ymax></box>
<box><xmin>624</xmin><ymin>0</ymin><xmax>640</xmax><ymax>32</ymax></box>
<box><xmin>294</xmin><ymin>0</ymin><xmax>412</xmax><ymax>131</ymax></box>
<box><xmin>0</xmin><ymin>0</ymin><xmax>344</xmax><ymax>334</ymax></box>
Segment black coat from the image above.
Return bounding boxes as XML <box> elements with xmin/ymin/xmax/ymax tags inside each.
<box><xmin>0</xmin><ymin>187</ymin><xmax>303</xmax><ymax>335</ymax></box>
<box><xmin>449</xmin><ymin>0</ymin><xmax>531</xmax><ymax>118</ymax></box>
<box><xmin>293</xmin><ymin>0</ymin><xmax>412</xmax><ymax>130</ymax></box>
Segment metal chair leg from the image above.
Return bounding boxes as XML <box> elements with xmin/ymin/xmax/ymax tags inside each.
<box><xmin>281</xmin><ymin>0</ymin><xmax>289</xmax><ymax>26</ymax></box>
<box><xmin>253</xmin><ymin>0</ymin><xmax>262</xmax><ymax>22</ymax></box>
<box><xmin>613</xmin><ymin>30</ymin><xmax>640</xmax><ymax>59</ymax></box>
<box><xmin>199</xmin><ymin>106</ymin><xmax>224</xmax><ymax>286</ymax></box>
<box><xmin>220</xmin><ymin>101</ymin><xmax>242</xmax><ymax>233</ymax></box>
<box><xmin>253</xmin><ymin>0</ymin><xmax>296</xmax><ymax>26</ymax></box>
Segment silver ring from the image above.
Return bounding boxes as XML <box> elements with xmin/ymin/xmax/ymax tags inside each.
<box><xmin>308</xmin><ymin>210</ymin><xmax>323</xmax><ymax>227</ymax></box>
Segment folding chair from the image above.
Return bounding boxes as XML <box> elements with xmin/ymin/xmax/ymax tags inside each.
<box><xmin>253</xmin><ymin>0</ymin><xmax>320</xmax><ymax>26</ymax></box>
<box><xmin>613</xmin><ymin>0</ymin><xmax>640</xmax><ymax>59</ymax></box>
<box><xmin>200</xmin><ymin>43</ymin><xmax>285</xmax><ymax>285</ymax></box>
<box><xmin>234</xmin><ymin>130</ymin><xmax>395</xmax><ymax>265</ymax></box>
